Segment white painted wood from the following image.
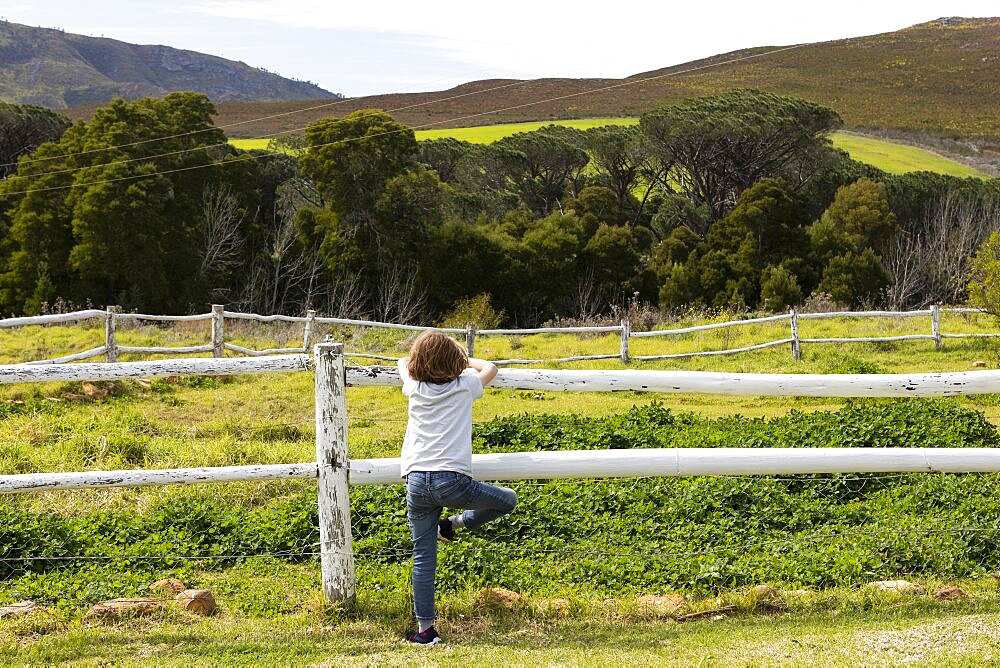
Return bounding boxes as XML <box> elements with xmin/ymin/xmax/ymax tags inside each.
<box><xmin>105</xmin><ymin>306</ymin><xmax>120</xmax><ymax>363</ymax></box>
<box><xmin>942</xmin><ymin>307</ymin><xmax>985</xmax><ymax>314</ymax></box>
<box><xmin>224</xmin><ymin>311</ymin><xmax>308</xmax><ymax>323</ymax></box>
<box><xmin>314</xmin><ymin>343</ymin><xmax>355</xmax><ymax>606</ymax></box>
<box><xmin>790</xmin><ymin>309</ymin><xmax>801</xmax><ymax>361</ymax></box>
<box><xmin>932</xmin><ymin>304</ymin><xmax>942</xmax><ymax>351</ymax></box>
<box><xmin>630</xmin><ymin>314</ymin><xmax>791</xmax><ymax>338</ymax></box>
<box><xmin>115</xmin><ymin>313</ymin><xmax>213</xmax><ymax>322</ymax></box>
<box><xmin>211</xmin><ymin>305</ymin><xmax>225</xmax><ymax>358</ymax></box>
<box><xmin>118</xmin><ymin>345</ymin><xmax>215</xmax><ymax>355</ymax></box>
<box><xmin>466</xmin><ymin>323</ymin><xmax>476</xmax><ymax>357</ymax></box>
<box><xmin>797</xmin><ymin>310</ymin><xmax>931</xmax><ymax>320</ymax></box>
<box><xmin>479</xmin><ymin>325</ymin><xmax>622</xmax><ymax>335</ymax></box>
<box><xmin>634</xmin><ymin>339</ymin><xmax>793</xmax><ymax>361</ymax></box>
<box><xmin>942</xmin><ymin>333</ymin><xmax>1000</xmax><ymax>338</ymax></box>
<box><xmin>550</xmin><ymin>354</ymin><xmax>623</xmax><ymax>362</ymax></box>
<box><xmin>303</xmin><ymin>310</ymin><xmax>317</xmax><ymax>351</ymax></box>
<box><xmin>0</xmin><ymin>463</ymin><xmax>317</xmax><ymax>493</ymax></box>
<box><xmin>620</xmin><ymin>319</ymin><xmax>630</xmax><ymax>363</ymax></box>
<box><xmin>314</xmin><ymin>316</ymin><xmax>463</xmax><ymax>334</ymax></box>
<box><xmin>800</xmin><ymin>335</ymin><xmax>934</xmax><ymax>343</ymax></box>
<box><xmin>347</xmin><ymin>448</ymin><xmax>1000</xmax><ymax>485</ymax></box>
<box><xmin>344</xmin><ymin>352</ymin><xmax>400</xmax><ymax>362</ymax></box>
<box><xmin>0</xmin><ymin>310</ymin><xmax>107</xmax><ymax>328</ymax></box>
<box><xmin>0</xmin><ymin>355</ymin><xmax>309</xmax><ymax>384</ymax></box>
<box><xmin>224</xmin><ymin>343</ymin><xmax>306</xmax><ymax>356</ymax></box>
<box><xmin>21</xmin><ymin>347</ymin><xmax>108</xmax><ymax>365</ymax></box>
<box><xmin>346</xmin><ymin>366</ymin><xmax>1000</xmax><ymax>397</ymax></box>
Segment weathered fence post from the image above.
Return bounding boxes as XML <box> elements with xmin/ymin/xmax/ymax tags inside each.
<box><xmin>303</xmin><ymin>309</ymin><xmax>317</xmax><ymax>352</ymax></box>
<box><xmin>790</xmin><ymin>309</ymin><xmax>801</xmax><ymax>361</ymax></box>
<box><xmin>314</xmin><ymin>342</ymin><xmax>355</xmax><ymax>607</ymax></box>
<box><xmin>620</xmin><ymin>319</ymin><xmax>631</xmax><ymax>364</ymax></box>
<box><xmin>105</xmin><ymin>306</ymin><xmax>121</xmax><ymax>363</ymax></box>
<box><xmin>211</xmin><ymin>305</ymin><xmax>225</xmax><ymax>358</ymax></box>
<box><xmin>465</xmin><ymin>323</ymin><xmax>476</xmax><ymax>357</ymax></box>
<box><xmin>931</xmin><ymin>304</ymin><xmax>942</xmax><ymax>351</ymax></box>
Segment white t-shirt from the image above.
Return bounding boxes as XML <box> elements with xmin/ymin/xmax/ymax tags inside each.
<box><xmin>399</xmin><ymin>371</ymin><xmax>484</xmax><ymax>477</ymax></box>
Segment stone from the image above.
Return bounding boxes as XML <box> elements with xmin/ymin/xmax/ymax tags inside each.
<box><xmin>933</xmin><ymin>585</ymin><xmax>967</xmax><ymax>600</ymax></box>
<box><xmin>536</xmin><ymin>598</ymin><xmax>571</xmax><ymax>615</ymax></box>
<box><xmin>636</xmin><ymin>594</ymin><xmax>686</xmax><ymax>616</ymax></box>
<box><xmin>869</xmin><ymin>580</ymin><xmax>926</xmax><ymax>595</ymax></box>
<box><xmin>475</xmin><ymin>587</ymin><xmax>522</xmax><ymax>610</ymax></box>
<box><xmin>149</xmin><ymin>578</ymin><xmax>187</xmax><ymax>595</ymax></box>
<box><xmin>0</xmin><ymin>600</ymin><xmax>44</xmax><ymax>619</ymax></box>
<box><xmin>84</xmin><ymin>598</ymin><xmax>162</xmax><ymax>622</ymax></box>
<box><xmin>748</xmin><ymin>584</ymin><xmax>785</xmax><ymax>609</ymax></box>
<box><xmin>176</xmin><ymin>589</ymin><xmax>217</xmax><ymax>616</ymax></box>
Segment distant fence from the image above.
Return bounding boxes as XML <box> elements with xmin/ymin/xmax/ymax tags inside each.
<box><xmin>5</xmin><ymin>349</ymin><xmax>1000</xmax><ymax>605</ymax></box>
<box><xmin>0</xmin><ymin>304</ymin><xmax>997</xmax><ymax>366</ymax></box>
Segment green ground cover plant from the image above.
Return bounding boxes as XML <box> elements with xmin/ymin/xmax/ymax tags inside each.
<box><xmin>5</xmin><ymin>318</ymin><xmax>1000</xmax><ymax>662</ymax></box>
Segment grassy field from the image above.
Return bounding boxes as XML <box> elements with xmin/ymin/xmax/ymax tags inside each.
<box><xmin>5</xmin><ymin>314</ymin><xmax>1000</xmax><ymax>664</ymax></box>
<box><xmin>230</xmin><ymin>120</ymin><xmax>988</xmax><ymax>178</ymax></box>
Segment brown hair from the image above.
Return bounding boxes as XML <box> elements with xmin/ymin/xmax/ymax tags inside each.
<box><xmin>407</xmin><ymin>330</ymin><xmax>468</xmax><ymax>383</ymax></box>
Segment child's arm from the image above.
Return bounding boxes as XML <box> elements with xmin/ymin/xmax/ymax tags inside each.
<box><xmin>397</xmin><ymin>356</ymin><xmax>411</xmax><ymax>382</ymax></box>
<box><xmin>468</xmin><ymin>357</ymin><xmax>498</xmax><ymax>386</ymax></box>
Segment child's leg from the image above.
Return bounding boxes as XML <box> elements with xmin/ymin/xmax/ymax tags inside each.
<box><xmin>406</xmin><ymin>473</ymin><xmax>442</xmax><ymax>627</ymax></box>
<box><xmin>449</xmin><ymin>479</ymin><xmax>517</xmax><ymax>531</ymax></box>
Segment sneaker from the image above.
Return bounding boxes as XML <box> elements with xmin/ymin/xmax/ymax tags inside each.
<box><xmin>437</xmin><ymin>518</ymin><xmax>455</xmax><ymax>543</ymax></box>
<box><xmin>405</xmin><ymin>626</ymin><xmax>442</xmax><ymax>645</ymax></box>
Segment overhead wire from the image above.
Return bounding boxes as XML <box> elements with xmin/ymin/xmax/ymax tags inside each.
<box><xmin>0</xmin><ymin>43</ymin><xmax>808</xmax><ymax>198</ymax></box>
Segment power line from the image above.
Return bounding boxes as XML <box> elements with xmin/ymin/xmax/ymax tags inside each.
<box><xmin>0</xmin><ymin>43</ymin><xmax>807</xmax><ymax>198</ymax></box>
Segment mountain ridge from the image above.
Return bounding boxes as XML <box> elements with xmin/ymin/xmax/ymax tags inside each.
<box><xmin>0</xmin><ymin>20</ymin><xmax>340</xmax><ymax>108</ymax></box>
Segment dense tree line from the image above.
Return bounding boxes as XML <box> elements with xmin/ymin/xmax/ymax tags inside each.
<box><xmin>1</xmin><ymin>90</ymin><xmax>998</xmax><ymax>324</ymax></box>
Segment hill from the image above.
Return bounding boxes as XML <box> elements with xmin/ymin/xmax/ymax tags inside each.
<box><xmin>0</xmin><ymin>20</ymin><xmax>340</xmax><ymax>108</ymax></box>
<box><xmin>186</xmin><ymin>18</ymin><xmax>997</xmax><ymax>153</ymax></box>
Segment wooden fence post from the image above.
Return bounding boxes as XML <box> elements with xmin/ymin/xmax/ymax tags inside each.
<box><xmin>211</xmin><ymin>305</ymin><xmax>225</xmax><ymax>358</ymax></box>
<box><xmin>303</xmin><ymin>309</ymin><xmax>317</xmax><ymax>352</ymax></box>
<box><xmin>620</xmin><ymin>319</ymin><xmax>631</xmax><ymax>364</ymax></box>
<box><xmin>790</xmin><ymin>309</ymin><xmax>801</xmax><ymax>361</ymax></box>
<box><xmin>105</xmin><ymin>306</ymin><xmax>121</xmax><ymax>363</ymax></box>
<box><xmin>931</xmin><ymin>304</ymin><xmax>942</xmax><ymax>351</ymax></box>
<box><xmin>465</xmin><ymin>323</ymin><xmax>476</xmax><ymax>357</ymax></box>
<box><xmin>314</xmin><ymin>342</ymin><xmax>355</xmax><ymax>607</ymax></box>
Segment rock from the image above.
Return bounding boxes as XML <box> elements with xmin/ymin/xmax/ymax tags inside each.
<box><xmin>636</xmin><ymin>594</ymin><xmax>686</xmax><ymax>616</ymax></box>
<box><xmin>869</xmin><ymin>580</ymin><xmax>926</xmax><ymax>595</ymax></box>
<box><xmin>84</xmin><ymin>598</ymin><xmax>162</xmax><ymax>622</ymax></box>
<box><xmin>933</xmin><ymin>585</ymin><xmax>967</xmax><ymax>600</ymax></box>
<box><xmin>0</xmin><ymin>600</ymin><xmax>45</xmax><ymax>619</ymax></box>
<box><xmin>175</xmin><ymin>589</ymin><xmax>217</xmax><ymax>616</ymax></box>
<box><xmin>748</xmin><ymin>584</ymin><xmax>785</xmax><ymax>610</ymax></box>
<box><xmin>973</xmin><ymin>360</ymin><xmax>987</xmax><ymax>368</ymax></box>
<box><xmin>475</xmin><ymin>587</ymin><xmax>522</xmax><ymax>610</ymax></box>
<box><xmin>536</xmin><ymin>598</ymin><xmax>571</xmax><ymax>615</ymax></box>
<box><xmin>149</xmin><ymin>578</ymin><xmax>187</xmax><ymax>595</ymax></box>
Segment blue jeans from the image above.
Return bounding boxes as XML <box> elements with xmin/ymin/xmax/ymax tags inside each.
<box><xmin>406</xmin><ymin>471</ymin><xmax>517</xmax><ymax>623</ymax></box>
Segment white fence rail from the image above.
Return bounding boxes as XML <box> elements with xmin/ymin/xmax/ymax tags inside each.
<box><xmin>1</xmin><ymin>304</ymin><xmax>996</xmax><ymax>366</ymax></box>
<box><xmin>5</xmin><ymin>350</ymin><xmax>1000</xmax><ymax>607</ymax></box>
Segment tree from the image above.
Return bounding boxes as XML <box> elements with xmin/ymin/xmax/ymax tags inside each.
<box><xmin>584</xmin><ymin>125</ymin><xmax>653</xmax><ymax>220</ymax></box>
<box><xmin>0</xmin><ymin>93</ymin><xmax>250</xmax><ymax>313</ymax></box>
<box><xmin>492</xmin><ymin>129</ymin><xmax>590</xmax><ymax>215</ymax></box>
<box><xmin>417</xmin><ymin>137</ymin><xmax>474</xmax><ymax>183</ymax></box>
<box><xmin>0</xmin><ymin>102</ymin><xmax>71</xmax><ymax>179</ymax></box>
<box><xmin>299</xmin><ymin>109</ymin><xmax>417</xmax><ymax>236</ymax></box>
<box><xmin>808</xmin><ymin>178</ymin><xmax>897</xmax><ymax>265</ymax></box>
<box><xmin>817</xmin><ymin>248</ymin><xmax>889</xmax><ymax>308</ymax></box>
<box><xmin>640</xmin><ymin>90</ymin><xmax>841</xmax><ymax>222</ymax></box>
<box><xmin>968</xmin><ymin>231</ymin><xmax>1000</xmax><ymax>318</ymax></box>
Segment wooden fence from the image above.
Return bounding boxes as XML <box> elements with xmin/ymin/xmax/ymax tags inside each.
<box><xmin>5</xmin><ymin>347</ymin><xmax>1000</xmax><ymax>606</ymax></box>
<box><xmin>1</xmin><ymin>305</ymin><xmax>998</xmax><ymax>366</ymax></box>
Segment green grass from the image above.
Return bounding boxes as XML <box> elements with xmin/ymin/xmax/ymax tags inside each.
<box><xmin>230</xmin><ymin>118</ymin><xmax>987</xmax><ymax>177</ymax></box>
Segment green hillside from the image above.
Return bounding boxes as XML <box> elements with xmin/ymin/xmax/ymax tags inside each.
<box><xmin>0</xmin><ymin>20</ymin><xmax>339</xmax><ymax>108</ymax></box>
<box><xmin>231</xmin><ymin>120</ymin><xmax>987</xmax><ymax>178</ymax></box>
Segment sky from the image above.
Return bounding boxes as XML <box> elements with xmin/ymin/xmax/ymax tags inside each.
<box><xmin>2</xmin><ymin>1</ymin><xmax>999</xmax><ymax>97</ymax></box>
